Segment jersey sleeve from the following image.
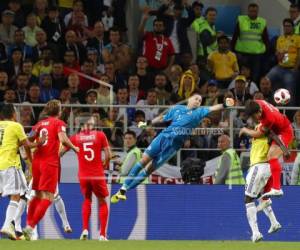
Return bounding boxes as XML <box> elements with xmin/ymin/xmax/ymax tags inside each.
<box><xmin>56</xmin><ymin>120</ymin><xmax>67</xmax><ymax>134</ymax></box>
<box><xmin>163</xmin><ymin>106</ymin><xmax>176</xmax><ymax>122</ymax></box>
<box><xmin>15</xmin><ymin>123</ymin><xmax>27</xmax><ymax>142</ymax></box>
<box><xmin>195</xmin><ymin>107</ymin><xmax>210</xmax><ymax>121</ymax></box>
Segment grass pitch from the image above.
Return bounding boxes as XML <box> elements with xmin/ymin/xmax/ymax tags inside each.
<box><xmin>0</xmin><ymin>240</ymin><xmax>300</xmax><ymax>250</ymax></box>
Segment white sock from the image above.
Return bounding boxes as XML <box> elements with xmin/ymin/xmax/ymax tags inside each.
<box><xmin>263</xmin><ymin>205</ymin><xmax>279</xmax><ymax>226</ymax></box>
<box><xmin>14</xmin><ymin>199</ymin><xmax>27</xmax><ymax>232</ymax></box>
<box><xmin>54</xmin><ymin>195</ymin><xmax>70</xmax><ymax>227</ymax></box>
<box><xmin>32</xmin><ymin>226</ymin><xmax>38</xmax><ymax>240</ymax></box>
<box><xmin>246</xmin><ymin>202</ymin><xmax>259</xmax><ymax>235</ymax></box>
<box><xmin>2</xmin><ymin>200</ymin><xmax>19</xmax><ymax>229</ymax></box>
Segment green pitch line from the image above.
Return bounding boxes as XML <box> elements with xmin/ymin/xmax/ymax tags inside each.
<box><xmin>0</xmin><ymin>240</ymin><xmax>300</xmax><ymax>250</ymax></box>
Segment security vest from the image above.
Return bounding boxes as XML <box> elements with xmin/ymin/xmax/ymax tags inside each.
<box><xmin>295</xmin><ymin>21</ymin><xmax>300</xmax><ymax>35</ymax></box>
<box><xmin>235</xmin><ymin>15</ymin><xmax>266</xmax><ymax>54</ymax></box>
<box><xmin>192</xmin><ymin>17</ymin><xmax>218</xmax><ymax>56</ymax></box>
<box><xmin>119</xmin><ymin>146</ymin><xmax>148</xmax><ymax>184</ymax></box>
<box><xmin>215</xmin><ymin>148</ymin><xmax>245</xmax><ymax>185</ymax></box>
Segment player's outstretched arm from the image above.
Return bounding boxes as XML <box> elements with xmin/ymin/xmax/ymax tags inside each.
<box><xmin>209</xmin><ymin>98</ymin><xmax>235</xmax><ymax>112</ymax></box>
<box><xmin>239</xmin><ymin>127</ymin><xmax>263</xmax><ymax>138</ymax></box>
<box><xmin>58</xmin><ymin>132</ymin><xmax>80</xmax><ymax>153</ymax></box>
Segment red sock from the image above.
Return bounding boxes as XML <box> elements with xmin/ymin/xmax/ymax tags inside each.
<box><xmin>269</xmin><ymin>158</ymin><xmax>282</xmax><ymax>190</ymax></box>
<box><xmin>262</xmin><ymin>177</ymin><xmax>273</xmax><ymax>200</ymax></box>
<box><xmin>99</xmin><ymin>201</ymin><xmax>108</xmax><ymax>237</ymax></box>
<box><xmin>82</xmin><ymin>198</ymin><xmax>91</xmax><ymax>230</ymax></box>
<box><xmin>27</xmin><ymin>197</ymin><xmax>41</xmax><ymax>227</ymax></box>
<box><xmin>30</xmin><ymin>199</ymin><xmax>52</xmax><ymax>228</ymax></box>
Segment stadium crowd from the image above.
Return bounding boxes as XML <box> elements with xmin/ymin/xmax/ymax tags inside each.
<box><xmin>0</xmin><ymin>0</ymin><xmax>299</xmax><ymax>162</ymax></box>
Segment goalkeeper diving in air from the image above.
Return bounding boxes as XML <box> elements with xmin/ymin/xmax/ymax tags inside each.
<box><xmin>111</xmin><ymin>93</ymin><xmax>235</xmax><ymax>203</ymax></box>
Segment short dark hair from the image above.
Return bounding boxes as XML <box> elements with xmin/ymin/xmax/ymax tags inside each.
<box><xmin>248</xmin><ymin>3</ymin><xmax>259</xmax><ymax>9</ymax></box>
<box><xmin>205</xmin><ymin>7</ymin><xmax>217</xmax><ymax>16</ymax></box>
<box><xmin>1</xmin><ymin>103</ymin><xmax>15</xmax><ymax>119</ymax></box>
<box><xmin>109</xmin><ymin>26</ymin><xmax>120</xmax><ymax>34</ymax></box>
<box><xmin>283</xmin><ymin>18</ymin><xmax>294</xmax><ymax>27</ymax></box>
<box><xmin>290</xmin><ymin>4</ymin><xmax>300</xmax><ymax>10</ymax></box>
<box><xmin>192</xmin><ymin>1</ymin><xmax>204</xmax><ymax>9</ymax></box>
<box><xmin>135</xmin><ymin>110</ymin><xmax>145</xmax><ymax>119</ymax></box>
<box><xmin>244</xmin><ymin>100</ymin><xmax>261</xmax><ymax>117</ymax></box>
<box><xmin>217</xmin><ymin>35</ymin><xmax>230</xmax><ymax>43</ymax></box>
<box><xmin>124</xmin><ymin>130</ymin><xmax>136</xmax><ymax>138</ymax></box>
<box><xmin>153</xmin><ymin>17</ymin><xmax>164</xmax><ymax>26</ymax></box>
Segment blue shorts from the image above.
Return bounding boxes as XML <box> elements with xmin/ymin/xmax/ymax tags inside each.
<box><xmin>144</xmin><ymin>133</ymin><xmax>181</xmax><ymax>170</ymax></box>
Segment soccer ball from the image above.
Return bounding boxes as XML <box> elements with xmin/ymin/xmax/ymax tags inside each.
<box><xmin>273</xmin><ymin>88</ymin><xmax>291</xmax><ymax>105</ymax></box>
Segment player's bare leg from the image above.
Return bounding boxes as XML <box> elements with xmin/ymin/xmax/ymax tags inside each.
<box><xmin>1</xmin><ymin>194</ymin><xmax>20</xmax><ymax>240</ymax></box>
<box><xmin>263</xmin><ymin>145</ymin><xmax>284</xmax><ymax>198</ymax></box>
<box><xmin>111</xmin><ymin>154</ymin><xmax>152</xmax><ymax>203</ymax></box>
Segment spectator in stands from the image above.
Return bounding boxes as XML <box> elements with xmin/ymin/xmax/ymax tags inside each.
<box><xmin>266</xmin><ymin>18</ymin><xmax>300</xmax><ymax>106</ymax></box>
<box><xmin>32</xmin><ymin>30</ymin><xmax>57</xmax><ymax>62</ymax></box>
<box><xmin>96</xmin><ymin>74</ymin><xmax>113</xmax><ymax>110</ymax></box>
<box><xmin>229</xmin><ymin>75</ymin><xmax>252</xmax><ymax>106</ymax></box>
<box><xmin>202</xmin><ymin>79</ymin><xmax>222</xmax><ymax>106</ymax></box>
<box><xmin>192</xmin><ymin>7</ymin><xmax>218</xmax><ymax>66</ymax></box>
<box><xmin>22</xmin><ymin>59</ymin><xmax>38</xmax><ymax>85</ymax></box>
<box><xmin>129</xmin><ymin>110</ymin><xmax>146</xmax><ymax>137</ymax></box>
<box><xmin>158</xmin><ymin>2</ymin><xmax>195</xmax><ymax>61</ymax></box>
<box><xmin>67</xmin><ymin>10</ymin><xmax>90</xmax><ymax>45</ymax></box>
<box><xmin>27</xmin><ymin>84</ymin><xmax>43</xmax><ymax>120</ymax></box>
<box><xmin>115</xmin><ymin>87</ymin><xmax>135</xmax><ymax>122</ymax></box>
<box><xmin>59</xmin><ymin>88</ymin><xmax>73</xmax><ymax>104</ymax></box>
<box><xmin>101</xmin><ymin>6</ymin><xmax>114</xmax><ymax>42</ymax></box>
<box><xmin>41</xmin><ymin>5</ymin><xmax>66</xmax><ymax>45</ymax></box>
<box><xmin>289</xmin><ymin>4</ymin><xmax>300</xmax><ymax>34</ymax></box>
<box><xmin>33</xmin><ymin>0</ymin><xmax>48</xmax><ymax>26</ymax></box>
<box><xmin>128</xmin><ymin>74</ymin><xmax>144</xmax><ymax>105</ymax></box>
<box><xmin>63</xmin><ymin>49</ymin><xmax>81</xmax><ymax>74</ymax></box>
<box><xmin>136</xmin><ymin>56</ymin><xmax>154</xmax><ymax>91</ymax></box>
<box><xmin>178</xmin><ymin>70</ymin><xmax>196</xmax><ymax>99</ymax></box>
<box><xmin>189</xmin><ymin>63</ymin><xmax>209</xmax><ymax>93</ymax></box>
<box><xmin>111</xmin><ymin>0</ymin><xmax>127</xmax><ymax>33</ymax></box>
<box><xmin>8</xmin><ymin>29</ymin><xmax>33</xmax><ymax>60</ymax></box>
<box><xmin>82</xmin><ymin>89</ymin><xmax>100</xmax><ymax>114</ymax></box>
<box><xmin>3</xmin><ymin>88</ymin><xmax>16</xmax><ymax>103</ymax></box>
<box><xmin>232</xmin><ymin>3</ymin><xmax>269</xmax><ymax>83</ymax></box>
<box><xmin>102</xmin><ymin>27</ymin><xmax>132</xmax><ymax>74</ymax></box>
<box><xmin>227</xmin><ymin>64</ymin><xmax>259</xmax><ymax>95</ymax></box>
<box><xmin>0</xmin><ymin>40</ymin><xmax>7</xmax><ymax>67</ymax></box>
<box><xmin>20</xmin><ymin>104</ymin><xmax>34</xmax><ymax>130</ymax></box>
<box><xmin>0</xmin><ymin>71</ymin><xmax>8</xmax><ymax>101</ymax></box>
<box><xmin>39</xmin><ymin>73</ymin><xmax>59</xmax><ymax>103</ymax></box>
<box><xmin>32</xmin><ymin>46</ymin><xmax>53</xmax><ymax>77</ymax></box>
<box><xmin>8</xmin><ymin>0</ymin><xmax>25</xmax><ymax>28</ymax></box>
<box><xmin>22</xmin><ymin>13</ymin><xmax>43</xmax><ymax>47</ymax></box>
<box><xmin>64</xmin><ymin>0</ymin><xmax>88</xmax><ymax>28</ymax></box>
<box><xmin>86</xmin><ymin>21</ymin><xmax>106</xmax><ymax>64</ymax></box>
<box><xmin>136</xmin><ymin>88</ymin><xmax>159</xmax><ymax>122</ymax></box>
<box><xmin>67</xmin><ymin>72</ymin><xmax>84</xmax><ymax>103</ymax></box>
<box><xmin>104</xmin><ymin>61</ymin><xmax>126</xmax><ymax>92</ymax></box>
<box><xmin>154</xmin><ymin>72</ymin><xmax>170</xmax><ymax>105</ymax></box>
<box><xmin>208</xmin><ymin>35</ymin><xmax>239</xmax><ymax>89</ymax></box>
<box><xmin>78</xmin><ymin>59</ymin><xmax>98</xmax><ymax>92</ymax></box>
<box><xmin>62</xmin><ymin>30</ymin><xmax>86</xmax><ymax>64</ymax></box>
<box><xmin>15</xmin><ymin>73</ymin><xmax>29</xmax><ymax>103</ymax></box>
<box><xmin>51</xmin><ymin>61</ymin><xmax>67</xmax><ymax>91</ymax></box>
<box><xmin>292</xmin><ymin>110</ymin><xmax>300</xmax><ymax>147</ymax></box>
<box><xmin>168</xmin><ymin>64</ymin><xmax>182</xmax><ymax>94</ymax></box>
<box><xmin>102</xmin><ymin>107</ymin><xmax>124</xmax><ymax>147</ymax></box>
<box><xmin>0</xmin><ymin>10</ymin><xmax>18</xmax><ymax>46</ymax></box>
<box><xmin>253</xmin><ymin>91</ymin><xmax>264</xmax><ymax>100</ymax></box>
<box><xmin>86</xmin><ymin>47</ymin><xmax>104</xmax><ymax>74</ymax></box>
<box><xmin>259</xmin><ymin>76</ymin><xmax>274</xmax><ymax>103</ymax></box>
<box><xmin>214</xmin><ymin>134</ymin><xmax>245</xmax><ymax>185</ymax></box>
<box><xmin>191</xmin><ymin>1</ymin><xmax>204</xmax><ymax>19</ymax></box>
<box><xmin>6</xmin><ymin>47</ymin><xmax>23</xmax><ymax>80</ymax></box>
<box><xmin>139</xmin><ymin>12</ymin><xmax>175</xmax><ymax>72</ymax></box>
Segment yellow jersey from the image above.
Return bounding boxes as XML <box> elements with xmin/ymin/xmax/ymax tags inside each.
<box><xmin>207</xmin><ymin>50</ymin><xmax>239</xmax><ymax>80</ymax></box>
<box><xmin>250</xmin><ymin>135</ymin><xmax>269</xmax><ymax>166</ymax></box>
<box><xmin>0</xmin><ymin>121</ymin><xmax>27</xmax><ymax>170</ymax></box>
<box><xmin>276</xmin><ymin>34</ymin><xmax>300</xmax><ymax>68</ymax></box>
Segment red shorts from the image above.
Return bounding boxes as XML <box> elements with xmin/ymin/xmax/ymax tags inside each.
<box><xmin>79</xmin><ymin>178</ymin><xmax>109</xmax><ymax>199</ymax></box>
<box><xmin>32</xmin><ymin>158</ymin><xmax>59</xmax><ymax>193</ymax></box>
<box><xmin>271</xmin><ymin>124</ymin><xmax>294</xmax><ymax>147</ymax></box>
